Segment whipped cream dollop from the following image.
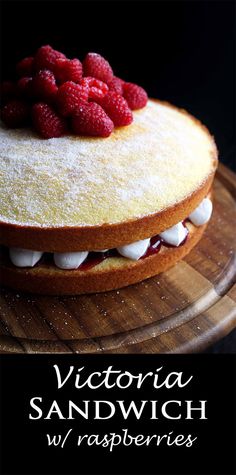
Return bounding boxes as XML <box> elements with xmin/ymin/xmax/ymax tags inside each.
<box><xmin>159</xmin><ymin>222</ymin><xmax>188</xmax><ymax>247</ymax></box>
<box><xmin>7</xmin><ymin>197</ymin><xmax>213</xmax><ymax>270</ymax></box>
<box><xmin>188</xmin><ymin>197</ymin><xmax>212</xmax><ymax>226</ymax></box>
<box><xmin>54</xmin><ymin>251</ymin><xmax>88</xmax><ymax>270</ymax></box>
<box><xmin>117</xmin><ymin>239</ymin><xmax>150</xmax><ymax>260</ymax></box>
<box><xmin>93</xmin><ymin>249</ymin><xmax>108</xmax><ymax>253</ymax></box>
<box><xmin>9</xmin><ymin>248</ymin><xmax>43</xmax><ymax>267</ymax></box>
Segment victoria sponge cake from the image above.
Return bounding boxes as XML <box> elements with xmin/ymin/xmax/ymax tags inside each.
<box><xmin>0</xmin><ymin>47</ymin><xmax>218</xmax><ymax>295</ymax></box>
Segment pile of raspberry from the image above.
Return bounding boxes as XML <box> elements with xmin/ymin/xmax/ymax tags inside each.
<box><xmin>0</xmin><ymin>45</ymin><xmax>148</xmax><ymax>138</ymax></box>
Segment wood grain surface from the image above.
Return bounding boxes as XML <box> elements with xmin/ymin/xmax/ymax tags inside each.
<box><xmin>0</xmin><ymin>163</ymin><xmax>235</xmax><ymax>353</ymax></box>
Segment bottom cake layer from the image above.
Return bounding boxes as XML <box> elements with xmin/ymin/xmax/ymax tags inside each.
<box><xmin>0</xmin><ymin>221</ymin><xmax>206</xmax><ymax>295</ymax></box>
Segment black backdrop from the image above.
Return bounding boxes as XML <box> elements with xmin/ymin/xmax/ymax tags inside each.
<box><xmin>1</xmin><ymin>0</ymin><xmax>235</xmax><ymax>171</ymax></box>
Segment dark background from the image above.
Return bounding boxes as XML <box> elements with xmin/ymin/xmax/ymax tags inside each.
<box><xmin>1</xmin><ymin>0</ymin><xmax>235</xmax><ymax>171</ymax></box>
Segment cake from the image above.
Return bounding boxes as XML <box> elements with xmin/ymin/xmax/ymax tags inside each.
<box><xmin>0</xmin><ymin>47</ymin><xmax>218</xmax><ymax>295</ymax></box>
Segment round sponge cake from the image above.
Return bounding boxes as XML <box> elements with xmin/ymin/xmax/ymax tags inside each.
<box><xmin>0</xmin><ymin>100</ymin><xmax>217</xmax><ymax>252</ymax></box>
<box><xmin>0</xmin><ymin>99</ymin><xmax>217</xmax><ymax>295</ymax></box>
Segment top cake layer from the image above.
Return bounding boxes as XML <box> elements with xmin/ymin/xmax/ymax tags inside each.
<box><xmin>0</xmin><ymin>100</ymin><xmax>217</xmax><ymax>228</ymax></box>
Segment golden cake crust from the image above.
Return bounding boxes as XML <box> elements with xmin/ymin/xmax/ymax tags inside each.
<box><xmin>0</xmin><ymin>222</ymin><xmax>206</xmax><ymax>295</ymax></box>
<box><xmin>0</xmin><ymin>177</ymin><xmax>213</xmax><ymax>251</ymax></box>
<box><xmin>0</xmin><ymin>100</ymin><xmax>217</xmax><ymax>252</ymax></box>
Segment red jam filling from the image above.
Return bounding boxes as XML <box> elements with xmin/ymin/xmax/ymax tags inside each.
<box><xmin>80</xmin><ymin>226</ymin><xmax>189</xmax><ymax>270</ymax></box>
<box><xmin>79</xmin><ymin>249</ymin><xmax>119</xmax><ymax>270</ymax></box>
<box><xmin>4</xmin><ymin>223</ymin><xmax>189</xmax><ymax>271</ymax></box>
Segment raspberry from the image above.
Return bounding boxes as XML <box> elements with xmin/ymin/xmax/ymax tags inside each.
<box><xmin>80</xmin><ymin>77</ymin><xmax>108</xmax><ymax>101</ymax></box>
<box><xmin>83</xmin><ymin>53</ymin><xmax>113</xmax><ymax>83</ymax></box>
<box><xmin>16</xmin><ymin>56</ymin><xmax>34</xmax><ymax>77</ymax></box>
<box><xmin>107</xmin><ymin>76</ymin><xmax>124</xmax><ymax>95</ymax></box>
<box><xmin>100</xmin><ymin>91</ymin><xmax>133</xmax><ymax>126</ymax></box>
<box><xmin>71</xmin><ymin>102</ymin><xmax>114</xmax><ymax>137</ymax></box>
<box><xmin>54</xmin><ymin>58</ymin><xmax>83</xmax><ymax>83</ymax></box>
<box><xmin>32</xmin><ymin>103</ymin><xmax>66</xmax><ymax>138</ymax></box>
<box><xmin>123</xmin><ymin>82</ymin><xmax>148</xmax><ymax>110</ymax></box>
<box><xmin>0</xmin><ymin>81</ymin><xmax>16</xmax><ymax>104</ymax></box>
<box><xmin>32</xmin><ymin>70</ymin><xmax>58</xmax><ymax>102</ymax></box>
<box><xmin>17</xmin><ymin>77</ymin><xmax>33</xmax><ymax>99</ymax></box>
<box><xmin>1</xmin><ymin>100</ymin><xmax>30</xmax><ymax>127</ymax></box>
<box><xmin>33</xmin><ymin>45</ymin><xmax>65</xmax><ymax>72</ymax></box>
<box><xmin>56</xmin><ymin>81</ymin><xmax>88</xmax><ymax>117</ymax></box>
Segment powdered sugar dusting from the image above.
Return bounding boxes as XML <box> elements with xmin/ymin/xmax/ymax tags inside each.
<box><xmin>0</xmin><ymin>101</ymin><xmax>216</xmax><ymax>227</ymax></box>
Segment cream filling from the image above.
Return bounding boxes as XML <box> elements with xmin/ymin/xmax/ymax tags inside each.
<box><xmin>117</xmin><ymin>239</ymin><xmax>150</xmax><ymax>260</ymax></box>
<box><xmin>7</xmin><ymin>197</ymin><xmax>212</xmax><ymax>269</ymax></box>
<box><xmin>188</xmin><ymin>198</ymin><xmax>212</xmax><ymax>226</ymax></box>
<box><xmin>9</xmin><ymin>248</ymin><xmax>43</xmax><ymax>268</ymax></box>
<box><xmin>159</xmin><ymin>222</ymin><xmax>188</xmax><ymax>247</ymax></box>
<box><xmin>54</xmin><ymin>251</ymin><xmax>89</xmax><ymax>270</ymax></box>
